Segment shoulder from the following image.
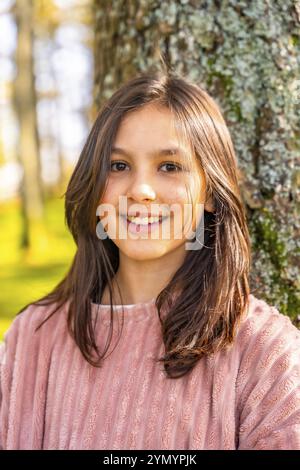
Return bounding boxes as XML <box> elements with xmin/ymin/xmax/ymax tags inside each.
<box><xmin>237</xmin><ymin>293</ymin><xmax>300</xmax><ymax>348</ymax></box>
<box><xmin>235</xmin><ymin>293</ymin><xmax>300</xmax><ymax>382</ymax></box>
<box><xmin>7</xmin><ymin>300</ymin><xmax>68</xmax><ymax>334</ymax></box>
<box><xmin>1</xmin><ymin>301</ymin><xmax>69</xmax><ymax>364</ymax></box>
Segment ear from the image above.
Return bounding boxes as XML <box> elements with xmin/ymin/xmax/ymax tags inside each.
<box><xmin>204</xmin><ymin>195</ymin><xmax>215</xmax><ymax>213</ymax></box>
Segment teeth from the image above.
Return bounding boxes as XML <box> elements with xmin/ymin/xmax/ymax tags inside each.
<box><xmin>127</xmin><ymin>216</ymin><xmax>160</xmax><ymax>225</ymax></box>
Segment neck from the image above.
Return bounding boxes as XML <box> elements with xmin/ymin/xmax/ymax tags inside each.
<box><xmin>104</xmin><ymin>246</ymin><xmax>186</xmax><ymax>305</ymax></box>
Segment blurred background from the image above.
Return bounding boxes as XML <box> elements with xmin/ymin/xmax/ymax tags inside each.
<box><xmin>0</xmin><ymin>0</ymin><xmax>93</xmax><ymax>339</ymax></box>
<box><xmin>0</xmin><ymin>0</ymin><xmax>299</xmax><ymax>340</ymax></box>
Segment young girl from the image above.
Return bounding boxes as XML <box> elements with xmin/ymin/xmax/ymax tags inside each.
<box><xmin>1</xmin><ymin>71</ymin><xmax>299</xmax><ymax>450</ymax></box>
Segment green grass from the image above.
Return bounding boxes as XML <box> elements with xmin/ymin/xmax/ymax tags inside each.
<box><xmin>0</xmin><ymin>196</ymin><xmax>76</xmax><ymax>341</ymax></box>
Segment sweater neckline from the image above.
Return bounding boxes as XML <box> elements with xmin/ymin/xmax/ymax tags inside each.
<box><xmin>92</xmin><ymin>297</ymin><xmax>157</xmax><ymax>309</ymax></box>
<box><xmin>90</xmin><ymin>297</ymin><xmax>158</xmax><ymax>324</ymax></box>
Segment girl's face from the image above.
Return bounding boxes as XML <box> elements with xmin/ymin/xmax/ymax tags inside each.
<box><xmin>99</xmin><ymin>103</ymin><xmax>213</xmax><ymax>261</ymax></box>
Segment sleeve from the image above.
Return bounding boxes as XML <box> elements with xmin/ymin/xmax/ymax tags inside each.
<box><xmin>0</xmin><ymin>318</ymin><xmax>21</xmax><ymax>451</ymax></box>
<box><xmin>236</xmin><ymin>305</ymin><xmax>300</xmax><ymax>450</ymax></box>
<box><xmin>0</xmin><ymin>339</ymin><xmax>6</xmax><ymax>450</ymax></box>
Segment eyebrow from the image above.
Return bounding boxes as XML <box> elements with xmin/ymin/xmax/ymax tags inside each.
<box><xmin>111</xmin><ymin>146</ymin><xmax>186</xmax><ymax>158</ymax></box>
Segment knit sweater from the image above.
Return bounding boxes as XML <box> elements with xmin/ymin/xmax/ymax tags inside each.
<box><xmin>0</xmin><ymin>293</ymin><xmax>300</xmax><ymax>450</ymax></box>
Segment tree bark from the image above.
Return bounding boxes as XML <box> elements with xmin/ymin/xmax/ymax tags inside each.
<box><xmin>93</xmin><ymin>0</ymin><xmax>300</xmax><ymax>319</ymax></box>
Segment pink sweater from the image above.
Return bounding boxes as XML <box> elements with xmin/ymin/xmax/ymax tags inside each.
<box><xmin>0</xmin><ymin>293</ymin><xmax>300</xmax><ymax>450</ymax></box>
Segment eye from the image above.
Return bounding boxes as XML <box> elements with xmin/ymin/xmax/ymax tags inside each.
<box><xmin>110</xmin><ymin>161</ymin><xmax>184</xmax><ymax>173</ymax></box>
<box><xmin>159</xmin><ymin>162</ymin><xmax>183</xmax><ymax>173</ymax></box>
<box><xmin>110</xmin><ymin>161</ymin><xmax>129</xmax><ymax>172</ymax></box>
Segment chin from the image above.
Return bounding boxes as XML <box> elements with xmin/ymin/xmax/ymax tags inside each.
<box><xmin>117</xmin><ymin>240</ymin><xmax>172</xmax><ymax>261</ymax></box>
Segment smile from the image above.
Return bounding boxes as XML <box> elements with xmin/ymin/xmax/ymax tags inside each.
<box><xmin>121</xmin><ymin>214</ymin><xmax>168</xmax><ymax>234</ymax></box>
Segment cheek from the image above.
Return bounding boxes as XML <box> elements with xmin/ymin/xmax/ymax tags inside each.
<box><xmin>164</xmin><ymin>183</ymin><xmax>190</xmax><ymax>204</ymax></box>
<box><xmin>99</xmin><ymin>179</ymin><xmax>120</xmax><ymax>206</ymax></box>
<box><xmin>164</xmin><ymin>177</ymin><xmax>203</xmax><ymax>207</ymax></box>
<box><xmin>166</xmin><ymin>178</ymin><xmax>205</xmax><ymax>236</ymax></box>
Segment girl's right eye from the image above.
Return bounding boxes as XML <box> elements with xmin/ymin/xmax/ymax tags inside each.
<box><xmin>110</xmin><ymin>161</ymin><xmax>129</xmax><ymax>172</ymax></box>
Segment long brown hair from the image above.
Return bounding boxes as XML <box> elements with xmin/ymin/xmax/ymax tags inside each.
<box><xmin>18</xmin><ymin>70</ymin><xmax>251</xmax><ymax>379</ymax></box>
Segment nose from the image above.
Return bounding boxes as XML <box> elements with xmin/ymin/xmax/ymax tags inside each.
<box><xmin>126</xmin><ymin>178</ymin><xmax>156</xmax><ymax>203</ymax></box>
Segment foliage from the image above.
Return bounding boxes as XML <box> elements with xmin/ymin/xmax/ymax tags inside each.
<box><xmin>0</xmin><ymin>197</ymin><xmax>76</xmax><ymax>341</ymax></box>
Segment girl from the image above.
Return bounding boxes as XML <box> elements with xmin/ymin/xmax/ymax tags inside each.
<box><xmin>0</xmin><ymin>71</ymin><xmax>299</xmax><ymax>450</ymax></box>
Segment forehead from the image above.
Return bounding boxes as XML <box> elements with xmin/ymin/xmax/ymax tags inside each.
<box><xmin>114</xmin><ymin>103</ymin><xmax>190</xmax><ymax>150</ymax></box>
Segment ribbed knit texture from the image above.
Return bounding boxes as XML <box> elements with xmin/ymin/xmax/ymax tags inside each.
<box><xmin>0</xmin><ymin>293</ymin><xmax>300</xmax><ymax>450</ymax></box>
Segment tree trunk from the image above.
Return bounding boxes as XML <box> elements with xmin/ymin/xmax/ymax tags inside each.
<box><xmin>93</xmin><ymin>0</ymin><xmax>300</xmax><ymax>319</ymax></box>
<box><xmin>14</xmin><ymin>0</ymin><xmax>44</xmax><ymax>249</ymax></box>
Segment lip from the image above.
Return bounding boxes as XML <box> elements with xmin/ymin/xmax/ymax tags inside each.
<box><xmin>123</xmin><ymin>213</ymin><xmax>165</xmax><ymax>218</ymax></box>
<box><xmin>120</xmin><ymin>214</ymin><xmax>168</xmax><ymax>234</ymax></box>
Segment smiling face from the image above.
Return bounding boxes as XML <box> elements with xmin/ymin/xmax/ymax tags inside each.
<box><xmin>98</xmin><ymin>103</ymin><xmax>213</xmax><ymax>262</ymax></box>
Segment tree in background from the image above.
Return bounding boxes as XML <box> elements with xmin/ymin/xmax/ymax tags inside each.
<box><xmin>13</xmin><ymin>0</ymin><xmax>44</xmax><ymax>248</ymax></box>
<box><xmin>11</xmin><ymin>0</ymin><xmax>92</xmax><ymax>249</ymax></box>
<box><xmin>93</xmin><ymin>0</ymin><xmax>300</xmax><ymax>319</ymax></box>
